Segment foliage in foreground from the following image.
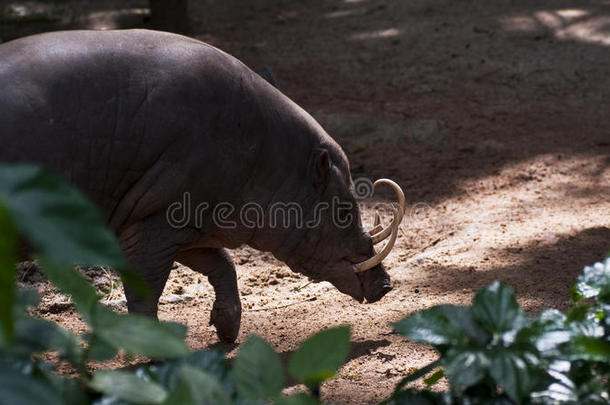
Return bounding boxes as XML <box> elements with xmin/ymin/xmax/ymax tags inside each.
<box><xmin>386</xmin><ymin>257</ymin><xmax>610</xmax><ymax>405</ymax></box>
<box><xmin>0</xmin><ymin>163</ymin><xmax>608</xmax><ymax>404</ymax></box>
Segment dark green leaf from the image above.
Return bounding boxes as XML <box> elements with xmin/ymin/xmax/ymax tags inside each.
<box><xmin>85</xmin><ymin>334</ymin><xmax>118</xmax><ymax>362</ymax></box>
<box><xmin>13</xmin><ymin>288</ymin><xmax>40</xmax><ymax>319</ymax></box>
<box><xmin>163</xmin><ymin>365</ymin><xmax>230</xmax><ymax>405</ymax></box>
<box><xmin>43</xmin><ymin>372</ymin><xmax>90</xmax><ymax>405</ymax></box>
<box><xmin>393</xmin><ymin>305</ymin><xmax>477</xmax><ymax>346</ymax></box>
<box><xmin>573</xmin><ymin>259</ymin><xmax>610</xmax><ymax>301</ymax></box>
<box><xmin>0</xmin><ymin>203</ymin><xmax>17</xmax><ymax>345</ymax></box>
<box><xmin>488</xmin><ymin>349</ymin><xmax>543</xmax><ymax>403</ymax></box>
<box><xmin>424</xmin><ymin>369</ymin><xmax>444</xmax><ymax>386</ymax></box>
<box><xmin>0</xmin><ymin>164</ymin><xmax>125</xmax><ymax>268</ymax></box>
<box><xmin>149</xmin><ymin>350</ymin><xmax>232</xmax><ymax>396</ymax></box>
<box><xmin>393</xmin><ymin>360</ymin><xmax>441</xmax><ymax>393</ymax></box>
<box><xmin>90</xmin><ymin>370</ymin><xmax>168</xmax><ymax>404</ymax></box>
<box><xmin>37</xmin><ymin>258</ymin><xmax>99</xmax><ymax>322</ymax></box>
<box><xmin>234</xmin><ymin>335</ymin><xmax>283</xmax><ymax>400</ymax></box>
<box><xmin>0</xmin><ymin>369</ymin><xmax>65</xmax><ymax>405</ymax></box>
<box><xmin>15</xmin><ymin>318</ymin><xmax>83</xmax><ymax>365</ymax></box>
<box><xmin>443</xmin><ymin>348</ymin><xmax>489</xmax><ymax>391</ymax></box>
<box><xmin>472</xmin><ymin>281</ymin><xmax>523</xmax><ymax>334</ymax></box>
<box><xmin>570</xmin><ymin>335</ymin><xmax>610</xmax><ymax>362</ymax></box>
<box><xmin>384</xmin><ymin>389</ymin><xmax>444</xmax><ymax>405</ymax></box>
<box><xmin>288</xmin><ymin>326</ymin><xmax>351</xmax><ymax>386</ymax></box>
<box><xmin>92</xmin><ymin>307</ymin><xmax>189</xmax><ymax>359</ymax></box>
<box><xmin>274</xmin><ymin>393</ymin><xmax>319</xmax><ymax>405</ymax></box>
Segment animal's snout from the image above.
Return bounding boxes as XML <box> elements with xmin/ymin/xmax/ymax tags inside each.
<box><xmin>358</xmin><ymin>263</ymin><xmax>393</xmax><ymax>303</ymax></box>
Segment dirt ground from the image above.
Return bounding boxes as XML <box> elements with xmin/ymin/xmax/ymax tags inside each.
<box><xmin>5</xmin><ymin>0</ymin><xmax>610</xmax><ymax>403</ymax></box>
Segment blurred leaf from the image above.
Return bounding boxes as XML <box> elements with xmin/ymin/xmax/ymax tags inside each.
<box><xmin>234</xmin><ymin>335</ymin><xmax>283</xmax><ymax>400</ymax></box>
<box><xmin>84</xmin><ymin>334</ymin><xmax>118</xmax><ymax>362</ymax></box>
<box><xmin>150</xmin><ymin>350</ymin><xmax>230</xmax><ymax>392</ymax></box>
<box><xmin>90</xmin><ymin>370</ymin><xmax>167</xmax><ymax>404</ymax></box>
<box><xmin>444</xmin><ymin>348</ymin><xmax>489</xmax><ymax>391</ymax></box>
<box><xmin>93</xmin><ymin>307</ymin><xmax>188</xmax><ymax>359</ymax></box>
<box><xmin>274</xmin><ymin>393</ymin><xmax>319</xmax><ymax>405</ymax></box>
<box><xmin>393</xmin><ymin>360</ymin><xmax>441</xmax><ymax>393</ymax></box>
<box><xmin>0</xmin><ymin>369</ymin><xmax>65</xmax><ymax>405</ymax></box>
<box><xmin>472</xmin><ymin>281</ymin><xmax>523</xmax><ymax>334</ymax></box>
<box><xmin>12</xmin><ymin>288</ymin><xmax>39</xmax><ymax>319</ymax></box>
<box><xmin>43</xmin><ymin>372</ymin><xmax>90</xmax><ymax>405</ymax></box>
<box><xmin>488</xmin><ymin>349</ymin><xmax>544</xmax><ymax>403</ymax></box>
<box><xmin>288</xmin><ymin>326</ymin><xmax>351</xmax><ymax>387</ymax></box>
<box><xmin>0</xmin><ymin>164</ymin><xmax>125</xmax><ymax>268</ymax></box>
<box><xmin>515</xmin><ymin>312</ymin><xmax>571</xmax><ymax>355</ymax></box>
<box><xmin>0</xmin><ymin>202</ymin><xmax>16</xmax><ymax>345</ymax></box>
<box><xmin>573</xmin><ymin>259</ymin><xmax>610</xmax><ymax>301</ymax></box>
<box><xmin>393</xmin><ymin>306</ymin><xmax>474</xmax><ymax>346</ymax></box>
<box><xmin>15</xmin><ymin>318</ymin><xmax>83</xmax><ymax>365</ymax></box>
<box><xmin>570</xmin><ymin>335</ymin><xmax>610</xmax><ymax>362</ymax></box>
<box><xmin>162</xmin><ymin>365</ymin><xmax>230</xmax><ymax>405</ymax></box>
<box><xmin>37</xmin><ymin>257</ymin><xmax>98</xmax><ymax>322</ymax></box>
<box><xmin>383</xmin><ymin>389</ymin><xmax>444</xmax><ymax>405</ymax></box>
<box><xmin>424</xmin><ymin>369</ymin><xmax>444</xmax><ymax>386</ymax></box>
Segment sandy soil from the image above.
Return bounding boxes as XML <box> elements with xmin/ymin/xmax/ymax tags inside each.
<box><xmin>6</xmin><ymin>0</ymin><xmax>610</xmax><ymax>403</ymax></box>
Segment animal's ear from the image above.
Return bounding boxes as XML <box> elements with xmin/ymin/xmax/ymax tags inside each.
<box><xmin>313</xmin><ymin>148</ymin><xmax>330</xmax><ymax>186</ymax></box>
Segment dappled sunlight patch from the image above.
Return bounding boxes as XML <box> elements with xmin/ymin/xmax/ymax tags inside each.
<box><xmin>351</xmin><ymin>27</ymin><xmax>401</xmax><ymax>41</ymax></box>
<box><xmin>499</xmin><ymin>8</ymin><xmax>610</xmax><ymax>46</ymax></box>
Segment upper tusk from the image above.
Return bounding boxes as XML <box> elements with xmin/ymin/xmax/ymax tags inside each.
<box><xmin>367</xmin><ymin>179</ymin><xmax>406</xmax><ymax>244</ymax></box>
<box><xmin>354</xmin><ymin>207</ymin><xmax>400</xmax><ymax>272</ymax></box>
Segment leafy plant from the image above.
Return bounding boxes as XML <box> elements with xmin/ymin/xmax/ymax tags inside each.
<box><xmin>1</xmin><ymin>162</ymin><xmax>609</xmax><ymax>405</ymax></box>
<box><xmin>387</xmin><ymin>258</ymin><xmax>610</xmax><ymax>404</ymax></box>
<box><xmin>0</xmin><ymin>163</ymin><xmax>351</xmax><ymax>405</ymax></box>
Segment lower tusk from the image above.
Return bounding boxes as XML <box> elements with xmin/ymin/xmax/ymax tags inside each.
<box><xmin>354</xmin><ymin>208</ymin><xmax>400</xmax><ymax>272</ymax></box>
<box><xmin>368</xmin><ymin>224</ymin><xmax>383</xmax><ymax>236</ymax></box>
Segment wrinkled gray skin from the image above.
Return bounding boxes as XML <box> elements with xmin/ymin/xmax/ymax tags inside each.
<box><xmin>0</xmin><ymin>30</ymin><xmax>392</xmax><ymax>342</ymax></box>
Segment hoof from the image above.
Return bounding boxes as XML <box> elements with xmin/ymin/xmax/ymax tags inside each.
<box><xmin>210</xmin><ymin>302</ymin><xmax>241</xmax><ymax>343</ymax></box>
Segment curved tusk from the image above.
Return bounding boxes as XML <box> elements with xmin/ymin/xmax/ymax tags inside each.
<box><xmin>368</xmin><ymin>179</ymin><xmax>406</xmax><ymax>244</ymax></box>
<box><xmin>354</xmin><ymin>207</ymin><xmax>400</xmax><ymax>272</ymax></box>
<box><xmin>368</xmin><ymin>223</ymin><xmax>383</xmax><ymax>236</ymax></box>
<box><xmin>374</xmin><ymin>212</ymin><xmax>381</xmax><ymax>226</ymax></box>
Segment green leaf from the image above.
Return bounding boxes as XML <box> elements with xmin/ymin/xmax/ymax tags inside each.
<box><xmin>163</xmin><ymin>365</ymin><xmax>230</xmax><ymax>405</ymax></box>
<box><xmin>0</xmin><ymin>369</ymin><xmax>66</xmax><ymax>405</ymax></box>
<box><xmin>150</xmin><ymin>350</ymin><xmax>230</xmax><ymax>391</ymax></box>
<box><xmin>0</xmin><ymin>164</ymin><xmax>125</xmax><ymax>268</ymax></box>
<box><xmin>90</xmin><ymin>370</ymin><xmax>168</xmax><ymax>404</ymax></box>
<box><xmin>84</xmin><ymin>333</ymin><xmax>118</xmax><ymax>361</ymax></box>
<box><xmin>37</xmin><ymin>257</ymin><xmax>99</xmax><ymax>322</ymax></box>
<box><xmin>443</xmin><ymin>348</ymin><xmax>489</xmax><ymax>391</ymax></box>
<box><xmin>14</xmin><ymin>318</ymin><xmax>84</xmax><ymax>365</ymax></box>
<box><xmin>92</xmin><ymin>307</ymin><xmax>189</xmax><ymax>359</ymax></box>
<box><xmin>234</xmin><ymin>335</ymin><xmax>284</xmax><ymax>400</ymax></box>
<box><xmin>573</xmin><ymin>259</ymin><xmax>610</xmax><ymax>301</ymax></box>
<box><xmin>384</xmin><ymin>389</ymin><xmax>444</xmax><ymax>405</ymax></box>
<box><xmin>43</xmin><ymin>372</ymin><xmax>90</xmax><ymax>405</ymax></box>
<box><xmin>393</xmin><ymin>360</ymin><xmax>441</xmax><ymax>393</ymax></box>
<box><xmin>472</xmin><ymin>281</ymin><xmax>523</xmax><ymax>334</ymax></box>
<box><xmin>423</xmin><ymin>369</ymin><xmax>444</xmax><ymax>386</ymax></box>
<box><xmin>274</xmin><ymin>393</ymin><xmax>319</xmax><ymax>405</ymax></box>
<box><xmin>488</xmin><ymin>349</ymin><xmax>543</xmax><ymax>403</ymax></box>
<box><xmin>393</xmin><ymin>305</ymin><xmax>477</xmax><ymax>346</ymax></box>
<box><xmin>0</xmin><ymin>164</ymin><xmax>147</xmax><ymax>297</ymax></box>
<box><xmin>0</xmin><ymin>202</ymin><xmax>17</xmax><ymax>345</ymax></box>
<box><xmin>570</xmin><ymin>335</ymin><xmax>610</xmax><ymax>362</ymax></box>
<box><xmin>288</xmin><ymin>326</ymin><xmax>351</xmax><ymax>387</ymax></box>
